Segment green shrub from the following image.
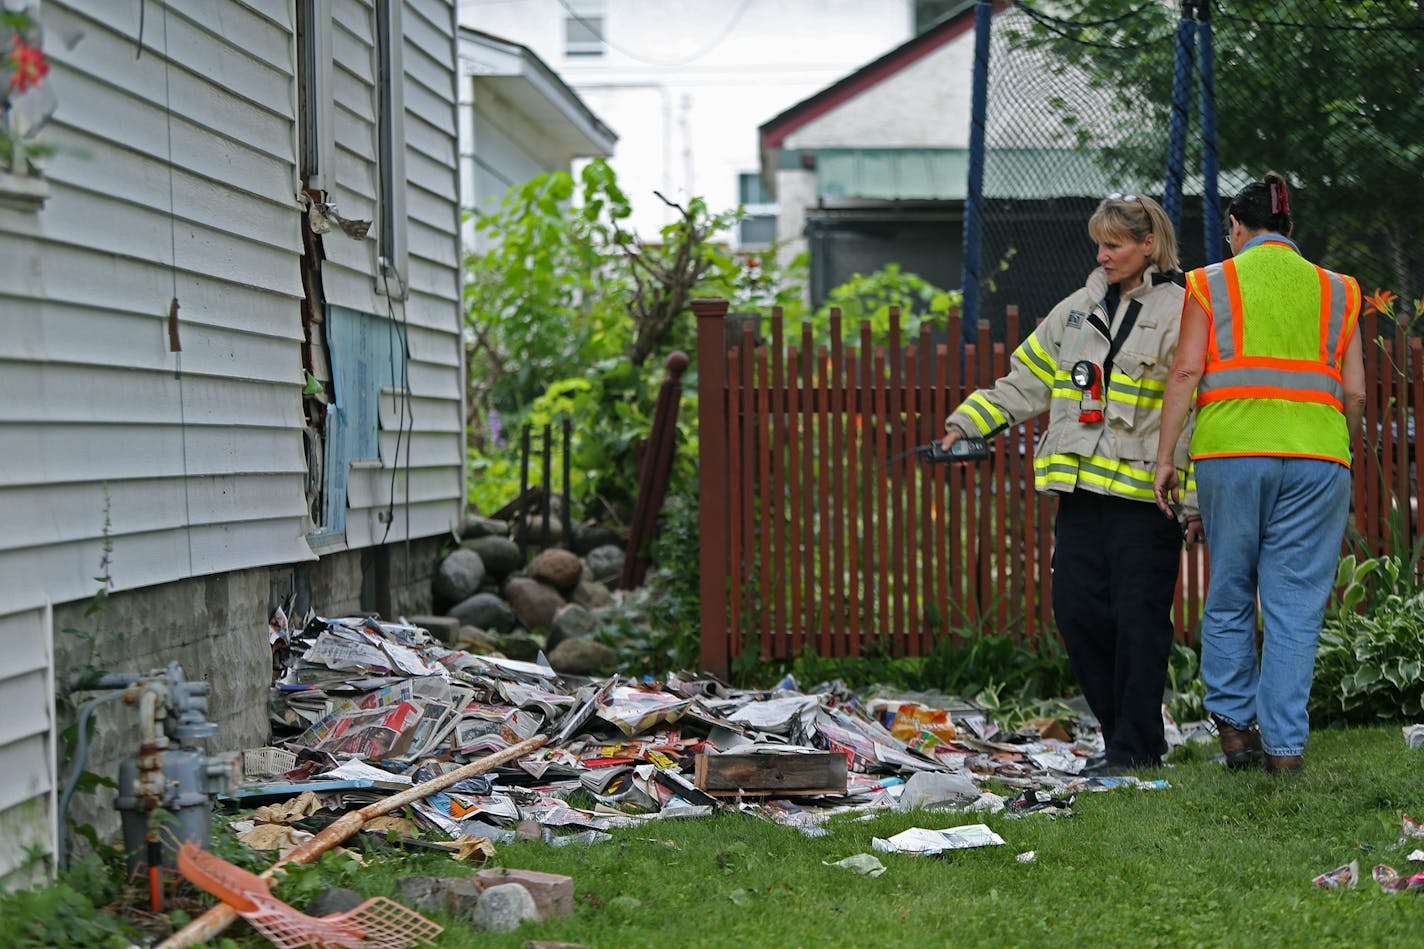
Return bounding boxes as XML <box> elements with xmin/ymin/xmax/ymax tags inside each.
<box><xmin>1312</xmin><ymin>553</ymin><xmax>1424</xmax><ymax>724</ymax></box>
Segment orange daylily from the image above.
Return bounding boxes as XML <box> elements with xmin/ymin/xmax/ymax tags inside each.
<box><xmin>1363</xmin><ymin>289</ymin><xmax>1398</xmax><ymax>318</ymax></box>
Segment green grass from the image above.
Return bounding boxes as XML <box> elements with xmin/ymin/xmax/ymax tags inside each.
<box><xmin>190</xmin><ymin>724</ymin><xmax>1424</xmax><ymax>948</ymax></box>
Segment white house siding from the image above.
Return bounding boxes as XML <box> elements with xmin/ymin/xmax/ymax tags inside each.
<box><xmin>323</xmin><ymin>0</ymin><xmax>464</xmax><ymax>548</ymax></box>
<box><xmin>0</xmin><ymin>0</ymin><xmax>464</xmax><ymax>878</ymax></box>
<box><xmin>0</xmin><ymin>602</ymin><xmax>55</xmax><ymax>890</ymax></box>
<box><xmin>0</xmin><ymin>0</ymin><xmax>311</xmax><ymax>610</ymax></box>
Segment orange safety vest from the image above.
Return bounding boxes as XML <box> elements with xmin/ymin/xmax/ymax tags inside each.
<box><xmin>1184</xmin><ymin>240</ymin><xmax>1360</xmax><ymax>465</ymax></box>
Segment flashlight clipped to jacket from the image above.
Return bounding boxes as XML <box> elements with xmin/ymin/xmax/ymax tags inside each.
<box><xmin>1071</xmin><ymin>360</ymin><xmax>1104</xmax><ymax>424</ymax></box>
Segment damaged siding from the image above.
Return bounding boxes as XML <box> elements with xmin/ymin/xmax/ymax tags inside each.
<box><xmin>321</xmin><ymin>0</ymin><xmax>463</xmax><ymax>548</ymax></box>
<box><xmin>0</xmin><ymin>0</ymin><xmax>312</xmax><ymax>608</ymax></box>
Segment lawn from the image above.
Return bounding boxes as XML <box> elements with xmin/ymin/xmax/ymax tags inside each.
<box><xmin>190</xmin><ymin>723</ymin><xmax>1424</xmax><ymax>949</ymax></box>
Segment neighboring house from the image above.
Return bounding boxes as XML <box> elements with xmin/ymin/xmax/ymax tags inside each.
<box><xmin>457</xmin><ymin>28</ymin><xmax>616</xmax><ymax>254</ymax></box>
<box><xmin>758</xmin><ymin>3</ymin><xmax>980</xmax><ymax>309</ymax></box>
<box><xmin>0</xmin><ymin>0</ymin><xmax>465</xmax><ymax>887</ymax></box>
<box><xmin>457</xmin><ymin>0</ymin><xmax>915</xmax><ymax>247</ymax></box>
<box><xmin>760</xmin><ymin>2</ymin><xmax>1218</xmax><ymax>329</ymax></box>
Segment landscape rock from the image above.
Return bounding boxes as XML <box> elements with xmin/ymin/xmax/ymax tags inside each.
<box><xmin>474</xmin><ymin>868</ymin><xmax>574</xmax><ymax>920</ymax></box>
<box><xmin>434</xmin><ymin>549</ymin><xmax>486</xmax><ymax>608</ymax></box>
<box><xmin>528</xmin><ymin>548</ymin><xmax>582</xmax><ymax>593</ymax></box>
<box><xmin>571</xmin><ymin>522</ymin><xmax>621</xmax><ymax>556</ymax></box>
<box><xmin>395</xmin><ymin>876</ymin><xmax>443</xmax><ymax>914</ymax></box>
<box><xmin>459</xmin><ymin>515</ymin><xmax>510</xmax><ymax>540</ymax></box>
<box><xmin>571</xmin><ymin>579</ymin><xmax>614</xmax><ymax>610</ymax></box>
<box><xmin>585</xmin><ymin>544</ymin><xmax>625</xmax><ymax>588</ymax></box>
<box><xmin>448</xmin><ymin>592</ymin><xmax>517</xmax><ymax>633</ymax></box>
<box><xmin>522</xmin><ymin>514</ymin><xmax>565</xmax><ymax>547</ymax></box>
<box><xmin>498</xmin><ymin>630</ymin><xmax>542</xmax><ymax>662</ymax></box>
<box><xmin>472</xmin><ymin>882</ymin><xmax>540</xmax><ymax>932</ymax></box>
<box><xmin>454</xmin><ymin>625</ymin><xmax>501</xmax><ymax>653</ymax></box>
<box><xmin>546</xmin><ymin>603</ymin><xmax>597</xmax><ymax>653</ymax></box>
<box><xmin>305</xmin><ymin>887</ymin><xmax>364</xmax><ymax>918</ymax></box>
<box><xmin>462</xmin><ymin>535</ymin><xmax>524</xmax><ymax>580</ymax></box>
<box><xmin>504</xmin><ymin>576</ymin><xmax>565</xmax><ymax>631</ymax></box>
<box><xmin>547</xmin><ymin>638</ymin><xmax>616</xmax><ymax>676</ymax></box>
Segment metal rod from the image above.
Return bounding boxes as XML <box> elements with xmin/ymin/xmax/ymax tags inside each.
<box><xmin>156</xmin><ymin>735</ymin><xmax>549</xmax><ymax>948</ymax></box>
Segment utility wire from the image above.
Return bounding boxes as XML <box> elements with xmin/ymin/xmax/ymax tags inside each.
<box><xmin>554</xmin><ymin>0</ymin><xmax>757</xmax><ymax>67</ymax></box>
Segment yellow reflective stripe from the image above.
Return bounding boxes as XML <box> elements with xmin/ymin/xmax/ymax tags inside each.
<box><xmin>1051</xmin><ymin>377</ymin><xmax>1084</xmax><ymax>402</ymax></box>
<box><xmin>1016</xmin><ymin>334</ymin><xmax>1056</xmax><ymax>386</ymax></box>
<box><xmin>1106</xmin><ymin>373</ymin><xmax>1164</xmax><ymax>408</ymax></box>
<box><xmin>961</xmin><ymin>392</ymin><xmax>1008</xmax><ymax>435</ymax></box>
<box><xmin>1032</xmin><ymin>453</ymin><xmax>1157</xmax><ymax>501</ymax></box>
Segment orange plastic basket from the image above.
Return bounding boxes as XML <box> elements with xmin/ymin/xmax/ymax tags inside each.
<box><xmin>176</xmin><ymin>843</ymin><xmax>443</xmax><ymax>949</ymax></box>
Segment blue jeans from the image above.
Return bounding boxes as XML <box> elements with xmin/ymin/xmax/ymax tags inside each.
<box><xmin>1196</xmin><ymin>456</ymin><xmax>1351</xmax><ymax>757</ymax></box>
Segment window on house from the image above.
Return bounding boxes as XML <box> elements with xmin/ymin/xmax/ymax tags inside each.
<box><xmin>564</xmin><ymin>0</ymin><xmax>604</xmax><ymax>58</ymax></box>
<box><xmin>296</xmin><ymin>0</ymin><xmax>334</xmax><ymax>190</ymax></box>
<box><xmin>375</xmin><ymin>0</ymin><xmax>407</xmax><ymax>296</ymax></box>
<box><xmin>737</xmin><ymin>171</ymin><xmax>776</xmax><ymax>249</ymax></box>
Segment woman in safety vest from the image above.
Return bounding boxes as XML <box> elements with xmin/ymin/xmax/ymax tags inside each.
<box><xmin>1152</xmin><ymin>172</ymin><xmax>1366</xmax><ymax>775</ymax></box>
<box><xmin>941</xmin><ymin>193</ymin><xmax>1202</xmax><ymax>777</ymax></box>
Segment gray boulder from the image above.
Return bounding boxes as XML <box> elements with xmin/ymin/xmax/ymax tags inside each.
<box><xmin>585</xmin><ymin>544</ymin><xmax>625</xmax><ymax>588</ymax></box>
<box><xmin>462</xmin><ymin>535</ymin><xmax>523</xmax><ymax>580</ymax></box>
<box><xmin>546</xmin><ymin>603</ymin><xmax>597</xmax><ymax>653</ymax></box>
<box><xmin>571</xmin><ymin>578</ymin><xmax>614</xmax><ymax>610</ymax></box>
<box><xmin>448</xmin><ymin>592</ymin><xmax>517</xmax><ymax>633</ymax></box>
<box><xmin>572</xmin><ymin>522</ymin><xmax>622</xmax><ymax>555</ymax></box>
<box><xmin>498</xmin><ymin>630</ymin><xmax>542</xmax><ymax>662</ymax></box>
<box><xmin>459</xmin><ymin>515</ymin><xmax>510</xmax><ymax>540</ymax></box>
<box><xmin>306</xmin><ymin>887</ymin><xmax>364</xmax><ymax>918</ymax></box>
<box><xmin>434</xmin><ymin>549</ymin><xmax>486</xmax><ymax>608</ymax></box>
<box><xmin>472</xmin><ymin>882</ymin><xmax>540</xmax><ymax>932</ymax></box>
<box><xmin>548</xmin><ymin>638</ymin><xmax>616</xmax><ymax>676</ymax></box>
<box><xmin>504</xmin><ymin>576</ymin><xmax>565</xmax><ymax>631</ymax></box>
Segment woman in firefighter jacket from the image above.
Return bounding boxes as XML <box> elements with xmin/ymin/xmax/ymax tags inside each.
<box><xmin>941</xmin><ymin>193</ymin><xmax>1200</xmax><ymax>775</ymax></box>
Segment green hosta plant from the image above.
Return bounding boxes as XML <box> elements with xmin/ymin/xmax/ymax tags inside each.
<box><xmin>1312</xmin><ymin>554</ymin><xmax>1424</xmax><ymax>724</ymax></box>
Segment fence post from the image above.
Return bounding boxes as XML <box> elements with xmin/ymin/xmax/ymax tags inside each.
<box><xmin>694</xmin><ymin>298</ymin><xmax>731</xmax><ymax>677</ymax></box>
<box><xmin>620</xmin><ymin>351</ymin><xmax>690</xmax><ymax>590</ymax></box>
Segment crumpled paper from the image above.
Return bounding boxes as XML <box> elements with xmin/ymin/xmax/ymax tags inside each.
<box><xmin>823</xmin><ymin>853</ymin><xmax>887</xmax><ymax>877</ymax></box>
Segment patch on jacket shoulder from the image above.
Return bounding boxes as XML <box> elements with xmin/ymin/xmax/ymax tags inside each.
<box><xmin>1067</xmin><ymin>310</ymin><xmax>1086</xmax><ymax>328</ymax></box>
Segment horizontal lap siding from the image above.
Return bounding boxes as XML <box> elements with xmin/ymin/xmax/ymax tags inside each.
<box><xmin>0</xmin><ymin>0</ymin><xmax>313</xmax><ymax>615</ymax></box>
<box><xmin>0</xmin><ymin>604</ymin><xmax>55</xmax><ymax>889</ymax></box>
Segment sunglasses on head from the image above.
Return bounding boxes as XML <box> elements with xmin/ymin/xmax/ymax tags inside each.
<box><xmin>1108</xmin><ymin>192</ymin><xmax>1139</xmax><ymax>202</ymax></box>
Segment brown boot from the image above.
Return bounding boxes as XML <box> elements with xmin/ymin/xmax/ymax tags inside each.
<box><xmin>1213</xmin><ymin>716</ymin><xmax>1263</xmax><ymax>770</ymax></box>
<box><xmin>1265</xmin><ymin>754</ymin><xmax>1303</xmax><ymax>775</ymax></box>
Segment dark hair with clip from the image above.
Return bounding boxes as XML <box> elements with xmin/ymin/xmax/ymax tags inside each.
<box><xmin>1228</xmin><ymin>171</ymin><xmax>1293</xmax><ymax>237</ymax></box>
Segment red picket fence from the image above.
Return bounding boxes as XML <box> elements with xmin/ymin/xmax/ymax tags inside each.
<box><xmin>692</xmin><ymin>298</ymin><xmax>1422</xmax><ymax>678</ymax></box>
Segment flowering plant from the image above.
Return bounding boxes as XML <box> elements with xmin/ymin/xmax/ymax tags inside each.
<box><xmin>1364</xmin><ymin>289</ymin><xmax>1424</xmax><ymax>336</ymax></box>
<box><xmin>1</xmin><ymin>7</ymin><xmax>51</xmax><ymax>174</ymax></box>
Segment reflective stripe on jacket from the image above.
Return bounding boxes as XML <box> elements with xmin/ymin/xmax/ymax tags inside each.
<box><xmin>946</xmin><ymin>266</ymin><xmax>1197</xmax><ymax>511</ymax></box>
<box><xmin>1184</xmin><ymin>240</ymin><xmax>1360</xmax><ymax>466</ymax></box>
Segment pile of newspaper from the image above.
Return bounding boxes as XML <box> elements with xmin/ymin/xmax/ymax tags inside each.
<box><xmin>245</xmin><ymin>614</ymin><xmax>1172</xmax><ymax>844</ymax></box>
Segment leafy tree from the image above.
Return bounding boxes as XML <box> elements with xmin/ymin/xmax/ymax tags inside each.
<box><xmin>463</xmin><ymin>162</ymin><xmax>807</xmax><ymax>521</ymax></box>
<box><xmin>1012</xmin><ymin>0</ymin><xmax>1424</xmax><ymax>302</ymax></box>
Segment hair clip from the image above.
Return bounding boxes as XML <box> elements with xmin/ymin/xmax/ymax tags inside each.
<box><xmin>1108</xmin><ymin>192</ymin><xmax>1139</xmax><ymax>202</ymax></box>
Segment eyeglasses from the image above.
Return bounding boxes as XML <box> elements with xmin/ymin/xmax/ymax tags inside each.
<box><xmin>1108</xmin><ymin>192</ymin><xmax>1139</xmax><ymax>202</ymax></box>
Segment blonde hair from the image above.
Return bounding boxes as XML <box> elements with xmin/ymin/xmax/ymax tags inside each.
<box><xmin>1088</xmin><ymin>193</ymin><xmax>1179</xmax><ymax>272</ymax></box>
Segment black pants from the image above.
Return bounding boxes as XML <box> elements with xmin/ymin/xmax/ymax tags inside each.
<box><xmin>1052</xmin><ymin>490</ymin><xmax>1182</xmax><ymax>766</ymax></box>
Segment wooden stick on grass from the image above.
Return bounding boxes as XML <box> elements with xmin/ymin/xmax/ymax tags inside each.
<box><xmin>157</xmin><ymin>734</ymin><xmax>550</xmax><ymax>948</ymax></box>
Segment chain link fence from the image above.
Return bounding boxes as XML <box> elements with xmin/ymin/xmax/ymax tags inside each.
<box><xmin>972</xmin><ymin>0</ymin><xmax>1424</xmax><ymax>339</ymax></box>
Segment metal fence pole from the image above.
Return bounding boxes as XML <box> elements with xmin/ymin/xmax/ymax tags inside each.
<box><xmin>1164</xmin><ymin>2</ymin><xmax>1196</xmax><ymax>230</ymax></box>
<box><xmin>1197</xmin><ymin>0</ymin><xmax>1221</xmax><ymax>264</ymax></box>
<box><xmin>959</xmin><ymin>0</ymin><xmax>992</xmax><ymax>347</ymax></box>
